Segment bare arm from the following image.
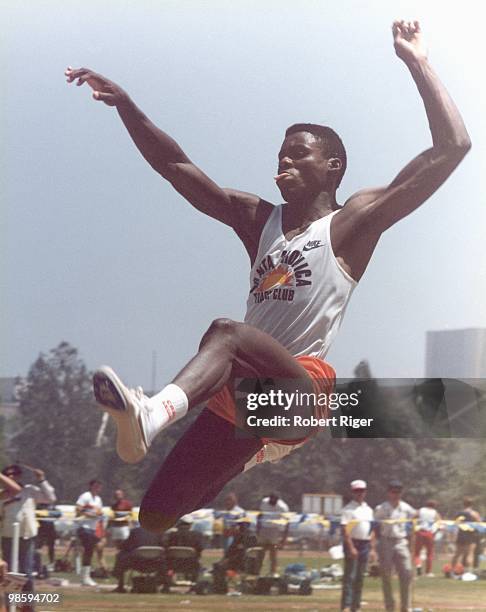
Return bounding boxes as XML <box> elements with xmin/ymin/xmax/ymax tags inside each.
<box><xmin>31</xmin><ymin>469</ymin><xmax>57</xmax><ymax>504</ymax></box>
<box><xmin>65</xmin><ymin>67</ymin><xmax>273</xmax><ymax>256</ymax></box>
<box><xmin>333</xmin><ymin>21</ymin><xmax>471</xmax><ymax>280</ymax></box>
<box><xmin>0</xmin><ymin>473</ymin><xmax>22</xmax><ymax>500</ymax></box>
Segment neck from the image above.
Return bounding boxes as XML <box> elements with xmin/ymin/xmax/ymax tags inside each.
<box><xmin>285</xmin><ymin>191</ymin><xmax>339</xmax><ymax>229</ymax></box>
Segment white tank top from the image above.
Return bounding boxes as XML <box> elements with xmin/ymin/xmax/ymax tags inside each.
<box><xmin>244</xmin><ymin>205</ymin><xmax>356</xmax><ymax>359</ymax></box>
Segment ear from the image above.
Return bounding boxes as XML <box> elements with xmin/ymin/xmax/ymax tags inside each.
<box><xmin>327</xmin><ymin>157</ymin><xmax>342</xmax><ymax>171</ymax></box>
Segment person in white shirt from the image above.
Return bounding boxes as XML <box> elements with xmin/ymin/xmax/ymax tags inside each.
<box><xmin>65</xmin><ymin>21</ymin><xmax>470</xmax><ymax>538</ymax></box>
<box><xmin>260</xmin><ymin>493</ymin><xmax>289</xmax><ymax>514</ymax></box>
<box><xmin>0</xmin><ymin>464</ymin><xmax>56</xmax><ymax>593</ymax></box>
<box><xmin>374</xmin><ymin>480</ymin><xmax>416</xmax><ymax>612</ymax></box>
<box><xmin>340</xmin><ymin>479</ymin><xmax>376</xmax><ymax>612</ymax></box>
<box><xmin>258</xmin><ymin>492</ymin><xmax>289</xmax><ymax>574</ymax></box>
<box><xmin>414</xmin><ymin>499</ymin><xmax>441</xmax><ymax>577</ymax></box>
<box><xmin>219</xmin><ymin>492</ymin><xmax>245</xmax><ymax>552</ymax></box>
<box><xmin>75</xmin><ymin>479</ymin><xmax>104</xmax><ymax>586</ymax></box>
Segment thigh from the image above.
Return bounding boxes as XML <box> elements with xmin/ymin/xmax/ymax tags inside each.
<box><xmin>378</xmin><ymin>541</ymin><xmax>394</xmax><ymax>572</ymax></box>
<box><xmin>394</xmin><ymin>540</ymin><xmax>412</xmax><ymax>572</ymax></box>
<box><xmin>228</xmin><ymin>321</ymin><xmax>311</xmax><ymax>381</ymax></box>
<box><xmin>141</xmin><ymin>408</ymin><xmax>262</xmax><ymax>528</ymax></box>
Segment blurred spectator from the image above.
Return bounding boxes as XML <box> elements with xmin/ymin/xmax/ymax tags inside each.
<box><xmin>0</xmin><ymin>464</ymin><xmax>56</xmax><ymax>593</ymax></box>
<box><xmin>260</xmin><ymin>492</ymin><xmax>289</xmax><ymax>513</ymax></box>
<box><xmin>0</xmin><ymin>557</ymin><xmax>7</xmax><ymax>612</ymax></box>
<box><xmin>75</xmin><ymin>479</ymin><xmax>104</xmax><ymax>586</ymax></box>
<box><xmin>451</xmin><ymin>497</ymin><xmax>481</xmax><ymax>573</ymax></box>
<box><xmin>223</xmin><ymin>492</ymin><xmax>244</xmax><ymax>515</ymax></box>
<box><xmin>163</xmin><ymin>516</ymin><xmax>204</xmax><ymax>585</ymax></box>
<box><xmin>35</xmin><ymin>503</ymin><xmax>60</xmax><ymax>573</ymax></box>
<box><xmin>108</xmin><ymin>489</ymin><xmax>133</xmax><ymax>549</ymax></box>
<box><xmin>112</xmin><ymin>526</ymin><xmax>164</xmax><ymax>593</ymax></box>
<box><xmin>220</xmin><ymin>492</ymin><xmax>245</xmax><ymax>552</ymax></box>
<box><xmin>414</xmin><ymin>499</ymin><xmax>441</xmax><ymax>577</ymax></box>
<box><xmin>340</xmin><ymin>479</ymin><xmax>376</xmax><ymax>612</ymax></box>
<box><xmin>374</xmin><ymin>480</ymin><xmax>416</xmax><ymax>612</ymax></box>
<box><xmin>213</xmin><ymin>517</ymin><xmax>261</xmax><ymax>592</ymax></box>
<box><xmin>258</xmin><ymin>492</ymin><xmax>289</xmax><ymax>574</ymax></box>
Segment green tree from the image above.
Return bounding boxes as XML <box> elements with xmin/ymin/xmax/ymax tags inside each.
<box><xmin>12</xmin><ymin>342</ymin><xmax>102</xmax><ymax>501</ymax></box>
<box><xmin>220</xmin><ymin>436</ymin><xmax>460</xmax><ymax>512</ymax></box>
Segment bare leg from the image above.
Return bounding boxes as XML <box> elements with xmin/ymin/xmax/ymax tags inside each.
<box><xmin>172</xmin><ymin>318</ymin><xmax>310</xmax><ymax>407</ymax></box>
<box><xmin>139</xmin><ymin>408</ymin><xmax>262</xmax><ymax>533</ymax></box>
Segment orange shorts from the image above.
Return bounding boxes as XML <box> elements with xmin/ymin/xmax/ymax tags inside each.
<box><xmin>207</xmin><ymin>355</ymin><xmax>336</xmax><ymax>445</ymax></box>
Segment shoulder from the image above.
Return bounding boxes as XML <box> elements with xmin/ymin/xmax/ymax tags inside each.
<box><xmin>401</xmin><ymin>501</ymin><xmax>415</xmax><ymax>514</ymax></box>
<box><xmin>343</xmin><ymin>186</ymin><xmax>387</xmax><ymax>208</ymax></box>
<box><xmin>332</xmin><ymin>186</ymin><xmax>387</xmax><ymax>232</ymax></box>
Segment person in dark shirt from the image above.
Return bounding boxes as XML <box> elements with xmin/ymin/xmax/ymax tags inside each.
<box><xmin>213</xmin><ymin>517</ymin><xmax>261</xmax><ymax>592</ymax></box>
<box><xmin>109</xmin><ymin>489</ymin><xmax>133</xmax><ymax>549</ymax></box>
<box><xmin>112</xmin><ymin>526</ymin><xmax>164</xmax><ymax>593</ymax></box>
<box><xmin>163</xmin><ymin>517</ymin><xmax>204</xmax><ymax>583</ymax></box>
<box><xmin>451</xmin><ymin>497</ymin><xmax>481</xmax><ymax>573</ymax></box>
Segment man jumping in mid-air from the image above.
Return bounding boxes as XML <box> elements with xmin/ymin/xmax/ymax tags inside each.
<box><xmin>66</xmin><ymin>21</ymin><xmax>470</xmax><ymax>533</ymax></box>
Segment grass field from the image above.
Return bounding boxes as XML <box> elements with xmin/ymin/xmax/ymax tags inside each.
<box><xmin>34</xmin><ymin>549</ymin><xmax>486</xmax><ymax>611</ymax></box>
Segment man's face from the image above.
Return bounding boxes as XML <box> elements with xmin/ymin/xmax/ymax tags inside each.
<box><xmin>276</xmin><ymin>132</ymin><xmax>330</xmax><ymax>203</ymax></box>
<box><xmin>352</xmin><ymin>488</ymin><xmax>367</xmax><ymax>502</ymax></box>
<box><xmin>387</xmin><ymin>487</ymin><xmax>402</xmax><ymax>502</ymax></box>
<box><xmin>115</xmin><ymin>489</ymin><xmax>123</xmax><ymax>500</ymax></box>
<box><xmin>224</xmin><ymin>495</ymin><xmax>235</xmax><ymax>510</ymax></box>
<box><xmin>91</xmin><ymin>482</ymin><xmax>102</xmax><ymax>495</ymax></box>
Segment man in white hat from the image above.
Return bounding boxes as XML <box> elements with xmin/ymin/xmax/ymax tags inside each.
<box><xmin>340</xmin><ymin>480</ymin><xmax>375</xmax><ymax>612</ymax></box>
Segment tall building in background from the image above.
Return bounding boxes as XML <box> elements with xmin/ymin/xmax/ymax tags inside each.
<box><xmin>425</xmin><ymin>328</ymin><xmax>486</xmax><ymax>378</ymax></box>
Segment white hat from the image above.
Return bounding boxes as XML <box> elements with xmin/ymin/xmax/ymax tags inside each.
<box><xmin>350</xmin><ymin>479</ymin><xmax>367</xmax><ymax>490</ymax></box>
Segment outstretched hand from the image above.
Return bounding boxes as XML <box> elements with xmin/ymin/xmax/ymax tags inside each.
<box><xmin>65</xmin><ymin>67</ymin><xmax>128</xmax><ymax>107</ymax></box>
<box><xmin>392</xmin><ymin>20</ymin><xmax>428</xmax><ymax>64</ymax></box>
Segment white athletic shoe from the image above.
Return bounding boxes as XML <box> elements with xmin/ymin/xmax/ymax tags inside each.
<box><xmin>93</xmin><ymin>366</ymin><xmax>151</xmax><ymax>464</ymax></box>
<box><xmin>80</xmin><ymin>566</ymin><xmax>97</xmax><ymax>587</ymax></box>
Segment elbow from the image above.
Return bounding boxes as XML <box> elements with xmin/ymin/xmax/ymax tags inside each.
<box><xmin>443</xmin><ymin>138</ymin><xmax>472</xmax><ymax>159</ymax></box>
<box><xmin>431</xmin><ymin>140</ymin><xmax>471</xmax><ymax>168</ymax></box>
<box><xmin>454</xmin><ymin>137</ymin><xmax>472</xmax><ymax>156</ymax></box>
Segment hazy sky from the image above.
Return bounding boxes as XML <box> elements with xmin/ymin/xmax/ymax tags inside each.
<box><xmin>2</xmin><ymin>0</ymin><xmax>485</xmax><ymax>389</ymax></box>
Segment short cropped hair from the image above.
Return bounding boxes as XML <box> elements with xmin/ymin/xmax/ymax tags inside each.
<box><xmin>89</xmin><ymin>479</ymin><xmax>102</xmax><ymax>487</ymax></box>
<box><xmin>285</xmin><ymin>123</ymin><xmax>347</xmax><ymax>188</ymax></box>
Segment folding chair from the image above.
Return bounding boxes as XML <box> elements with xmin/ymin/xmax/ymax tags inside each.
<box><xmin>129</xmin><ymin>546</ymin><xmax>166</xmax><ymax>593</ymax></box>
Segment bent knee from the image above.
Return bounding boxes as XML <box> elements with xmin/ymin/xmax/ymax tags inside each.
<box><xmin>200</xmin><ymin>318</ymin><xmax>238</xmax><ymax>348</ymax></box>
<box><xmin>208</xmin><ymin>317</ymin><xmax>237</xmax><ymax>334</ymax></box>
<box><xmin>138</xmin><ymin>507</ymin><xmax>177</xmax><ymax>535</ymax></box>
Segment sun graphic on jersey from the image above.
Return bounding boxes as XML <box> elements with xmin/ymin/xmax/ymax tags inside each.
<box><xmin>255</xmin><ymin>264</ymin><xmax>295</xmax><ymax>292</ymax></box>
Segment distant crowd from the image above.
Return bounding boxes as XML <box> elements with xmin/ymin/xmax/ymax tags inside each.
<box><xmin>1</xmin><ymin>464</ymin><xmax>484</xmax><ymax>610</ymax></box>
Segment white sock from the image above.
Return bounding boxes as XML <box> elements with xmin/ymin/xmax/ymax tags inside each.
<box><xmin>145</xmin><ymin>383</ymin><xmax>188</xmax><ymax>444</ymax></box>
